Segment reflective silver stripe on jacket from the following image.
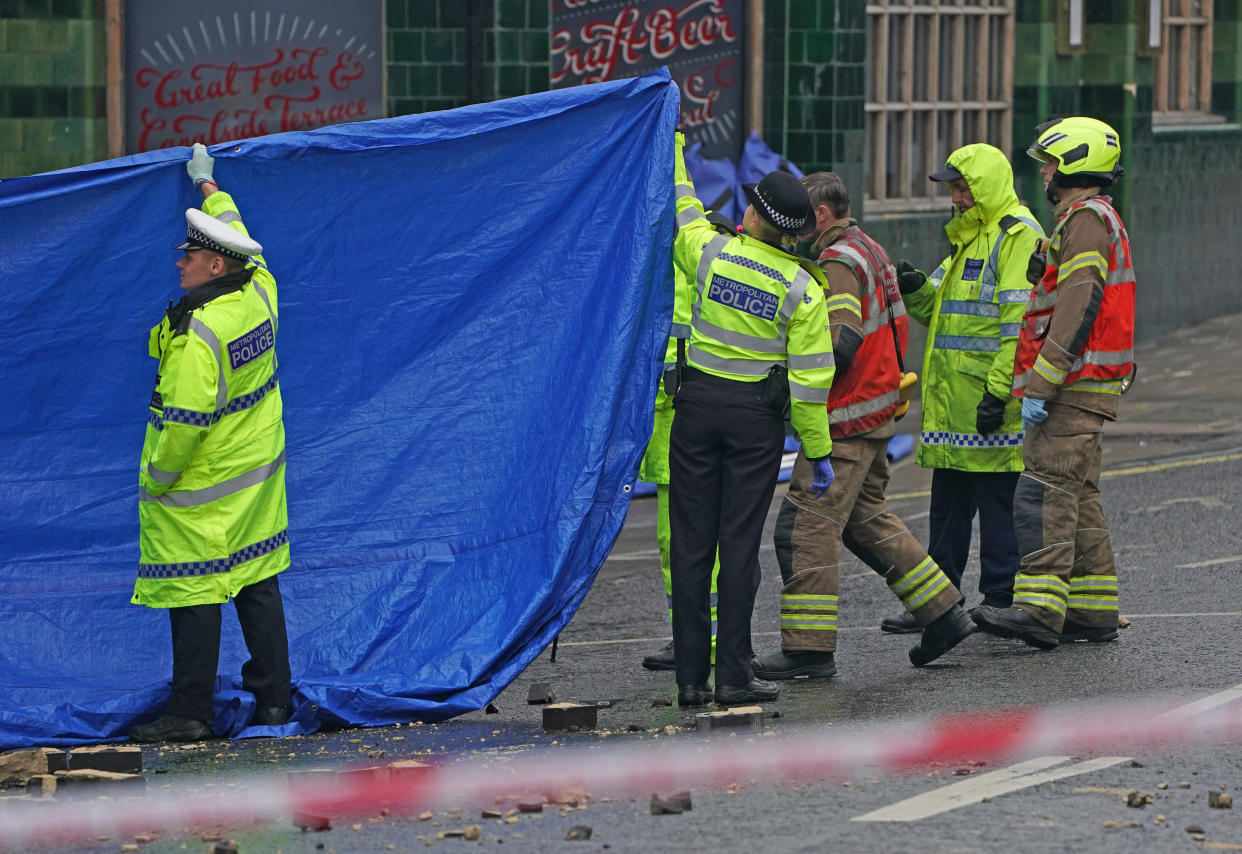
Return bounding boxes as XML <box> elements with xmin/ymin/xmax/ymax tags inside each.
<box><xmin>146</xmin><ymin>464</ymin><xmax>180</xmax><ymax>484</ymax></box>
<box><xmin>1028</xmin><ymin>290</ymin><xmax>1058</xmax><ymax>312</ymax></box>
<box><xmin>1070</xmin><ymin>347</ymin><xmax>1134</xmax><ymax>371</ymax></box>
<box><xmin>693</xmin><ymin>315</ymin><xmax>786</xmax><ymax>354</ymax></box>
<box><xmin>979</xmin><ymin>214</ymin><xmax>1043</xmax><ymax>301</ymax></box>
<box><xmin>139</xmin><ymin>449</ymin><xmax>286</xmax><ymax>508</ymax></box>
<box><xmin>940</xmin><ymin>300</ymin><xmax>1001</xmax><ymax>319</ymax></box>
<box><xmin>696</xmin><ymin>233</ymin><xmax>733</xmax><ymax>293</ymax></box>
<box><xmin>933</xmin><ymin>334</ymin><xmax>1000</xmax><ymax>352</ymax></box>
<box><xmin>188</xmin><ymin>317</ymin><xmax>228</xmax><ymax>411</ymax></box>
<box><xmin>790</xmin><ymin>377</ymin><xmax>830</xmax><ymax>403</ymax></box>
<box><xmin>676</xmin><ymin>206</ymin><xmax>706</xmax><ymax>229</ymax></box>
<box><xmin>830</xmin><ymin>389</ymin><xmax>899</xmax><ymax>424</ymax></box>
<box><xmin>214</xmin><ymin>210</ymin><xmax>241</xmax><ymax>224</ymax></box>
<box><xmin>670</xmin><ymin>322</ymin><xmax>691</xmax><ymax>338</ymax></box>
<box><xmin>688</xmin><ymin>345</ymin><xmax>780</xmax><ymax>376</ymax></box>
<box><xmin>776</xmin><ymin>267</ymin><xmax>812</xmax><ymax>335</ymax></box>
<box><xmin>787</xmin><ymin>350</ymin><xmax>834</xmax><ymax>370</ymax></box>
<box><xmin>252</xmin><ymin>281</ymin><xmax>277</xmax><ymax>332</ymax></box>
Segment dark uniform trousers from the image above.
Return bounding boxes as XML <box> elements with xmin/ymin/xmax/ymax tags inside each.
<box><xmin>927</xmin><ymin>468</ymin><xmax>1021</xmax><ymax>608</ymax></box>
<box><xmin>1012</xmin><ymin>405</ymin><xmax>1119</xmax><ymax>632</ymax></box>
<box><xmin>167</xmin><ymin>574</ymin><xmax>292</xmax><ymax>722</ymax></box>
<box><xmin>774</xmin><ymin>434</ymin><xmax>961</xmax><ymax>652</ymax></box>
<box><xmin>669</xmin><ymin>368</ymin><xmax>784</xmax><ymax>687</ymax></box>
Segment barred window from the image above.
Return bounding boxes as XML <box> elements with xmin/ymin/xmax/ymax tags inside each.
<box><xmin>1153</xmin><ymin>0</ymin><xmax>1218</xmax><ymax>123</ymax></box>
<box><xmin>865</xmin><ymin>0</ymin><xmax>1014</xmax><ymax>213</ymax></box>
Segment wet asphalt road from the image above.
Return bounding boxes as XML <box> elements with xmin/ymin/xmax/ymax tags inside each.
<box><xmin>10</xmin><ymin>315</ymin><xmax>1242</xmax><ymax>854</ymax></box>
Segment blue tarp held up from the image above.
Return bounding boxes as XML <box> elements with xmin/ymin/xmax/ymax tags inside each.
<box><xmin>0</xmin><ymin>71</ymin><xmax>680</xmax><ymax>748</ymax></box>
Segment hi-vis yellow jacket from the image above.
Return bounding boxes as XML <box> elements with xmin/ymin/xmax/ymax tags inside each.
<box><xmin>133</xmin><ymin>191</ymin><xmax>289</xmax><ymax>609</ymax></box>
<box><xmin>671</xmin><ymin>135</ymin><xmax>835</xmax><ymax>459</ymax></box>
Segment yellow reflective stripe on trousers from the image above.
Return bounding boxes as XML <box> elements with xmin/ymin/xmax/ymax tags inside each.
<box><xmin>1068</xmin><ymin>575</ymin><xmax>1118</xmax><ymax>610</ymax></box>
<box><xmin>889</xmin><ymin>557</ymin><xmax>950</xmax><ymax>613</ymax></box>
<box><xmin>781</xmin><ymin>593</ymin><xmax>838</xmax><ymax>629</ymax></box>
<box><xmin>1014</xmin><ymin>574</ymin><xmax>1069</xmax><ymax>615</ymax></box>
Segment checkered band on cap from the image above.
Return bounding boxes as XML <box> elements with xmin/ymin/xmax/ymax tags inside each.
<box><xmin>185</xmin><ymin>223</ymin><xmax>251</xmax><ymax>260</ymax></box>
<box><xmin>753</xmin><ymin>185</ymin><xmax>810</xmax><ymax>232</ymax></box>
<box><xmin>178</xmin><ymin>208</ymin><xmax>262</xmax><ymax>260</ymax></box>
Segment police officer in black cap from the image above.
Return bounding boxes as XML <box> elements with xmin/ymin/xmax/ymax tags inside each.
<box><xmin>668</xmin><ymin>135</ymin><xmax>836</xmax><ymax>707</ymax></box>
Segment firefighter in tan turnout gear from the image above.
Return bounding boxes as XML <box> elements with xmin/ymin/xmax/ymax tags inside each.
<box><xmin>973</xmin><ymin>117</ymin><xmax>1135</xmax><ymax>648</ymax></box>
<box><xmin>752</xmin><ymin>172</ymin><xmax>975</xmax><ymax>678</ymax></box>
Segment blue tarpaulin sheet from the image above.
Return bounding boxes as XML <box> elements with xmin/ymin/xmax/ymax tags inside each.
<box><xmin>0</xmin><ymin>71</ymin><xmax>680</xmax><ymax>748</ymax></box>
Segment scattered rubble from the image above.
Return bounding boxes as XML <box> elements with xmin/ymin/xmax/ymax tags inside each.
<box><xmin>292</xmin><ymin>810</ymin><xmax>331</xmax><ymax>831</ymax></box>
<box><xmin>696</xmin><ymin>705</ymin><xmax>764</xmax><ymax>733</ymax></box>
<box><xmin>564</xmin><ymin>825</ymin><xmax>593</xmax><ymax>840</ymax></box>
<box><xmin>67</xmin><ymin>745</ymin><xmax>142</xmax><ymax>774</ymax></box>
<box><xmin>542</xmin><ymin>703</ymin><xmax>597</xmax><ymax>732</ymax></box>
<box><xmin>1210</xmin><ymin>791</ymin><xmax>1234</xmax><ymax>809</ymax></box>
<box><xmin>526</xmin><ymin>683</ymin><xmax>555</xmax><ymax>705</ymax></box>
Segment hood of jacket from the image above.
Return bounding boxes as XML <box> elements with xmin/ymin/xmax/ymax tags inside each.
<box><xmin>943</xmin><ymin>143</ymin><xmax>1022</xmax><ymax>245</ymax></box>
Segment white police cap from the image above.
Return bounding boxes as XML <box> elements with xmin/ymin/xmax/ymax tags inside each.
<box><xmin>174</xmin><ymin>208</ymin><xmax>262</xmax><ymax>260</ymax></box>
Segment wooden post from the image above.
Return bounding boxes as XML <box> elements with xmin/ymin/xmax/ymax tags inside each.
<box><xmin>747</xmin><ymin>0</ymin><xmax>763</xmax><ymax>135</ymax></box>
<box><xmin>105</xmin><ymin>0</ymin><xmax>124</xmax><ymax>157</ymax></box>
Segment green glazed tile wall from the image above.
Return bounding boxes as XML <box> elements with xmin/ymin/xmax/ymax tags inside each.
<box><xmin>0</xmin><ymin>2</ymin><xmax>105</xmax><ymax>178</ymax></box>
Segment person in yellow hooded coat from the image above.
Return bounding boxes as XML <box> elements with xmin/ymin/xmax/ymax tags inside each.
<box><xmin>882</xmin><ymin>144</ymin><xmax>1045</xmax><ymax>634</ymax></box>
<box><xmin>129</xmin><ymin>143</ymin><xmax>292</xmax><ymax>743</ymax></box>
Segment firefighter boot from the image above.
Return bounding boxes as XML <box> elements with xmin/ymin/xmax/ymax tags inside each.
<box><xmin>752</xmin><ymin>650</ymin><xmax>837</xmax><ymax>680</ymax></box>
<box><xmin>880</xmin><ymin>611</ymin><xmax>921</xmax><ymax>634</ymax></box>
<box><xmin>1060</xmin><ymin>619</ymin><xmax>1119</xmax><ymax>643</ymax></box>
<box><xmin>972</xmin><ymin>605</ymin><xmax>1060</xmax><ymax>649</ymax></box>
<box><xmin>908</xmin><ymin>604</ymin><xmax>974</xmax><ymax>667</ymax></box>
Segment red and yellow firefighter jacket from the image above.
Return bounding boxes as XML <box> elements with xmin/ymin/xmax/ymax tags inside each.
<box><xmin>814</xmin><ymin>221</ymin><xmax>907</xmax><ymax>438</ymax></box>
<box><xmin>1013</xmin><ymin>192</ymin><xmax>1135</xmax><ymax>418</ymax></box>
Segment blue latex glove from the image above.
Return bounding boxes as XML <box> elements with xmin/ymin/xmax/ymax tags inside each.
<box><xmin>187</xmin><ymin>142</ymin><xmax>215</xmax><ymax>185</ymax></box>
<box><xmin>1022</xmin><ymin>397</ymin><xmax>1049</xmax><ymax>428</ymax></box>
<box><xmin>810</xmin><ymin>457</ymin><xmax>835</xmax><ymax>498</ymax></box>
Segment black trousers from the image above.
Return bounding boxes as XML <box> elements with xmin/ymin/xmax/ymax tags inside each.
<box><xmin>927</xmin><ymin>468</ymin><xmax>1020</xmax><ymax>607</ymax></box>
<box><xmin>166</xmin><ymin>574</ymin><xmax>292</xmax><ymax>722</ymax></box>
<box><xmin>669</xmin><ymin>369</ymin><xmax>784</xmax><ymax>687</ymax></box>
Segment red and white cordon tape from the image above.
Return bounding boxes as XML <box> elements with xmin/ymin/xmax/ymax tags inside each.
<box><xmin>3</xmin><ymin>693</ymin><xmax>1241</xmax><ymax>848</ymax></box>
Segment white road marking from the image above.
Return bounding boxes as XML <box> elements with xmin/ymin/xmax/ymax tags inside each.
<box><xmin>1158</xmin><ymin>683</ymin><xmax>1242</xmax><ymax>721</ymax></box>
<box><xmin>852</xmin><ymin>683</ymin><xmax>1242</xmax><ymax>822</ymax></box>
<box><xmin>852</xmin><ymin>756</ymin><xmax>1128</xmax><ymax>822</ymax></box>
<box><xmin>1175</xmin><ymin>555</ymin><xmax>1242</xmax><ymax>569</ymax></box>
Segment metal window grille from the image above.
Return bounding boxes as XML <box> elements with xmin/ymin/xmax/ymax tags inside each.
<box><xmin>1154</xmin><ymin>0</ymin><xmax>1215</xmax><ymax>122</ymax></box>
<box><xmin>864</xmin><ymin>0</ymin><xmax>1014</xmax><ymax>214</ymax></box>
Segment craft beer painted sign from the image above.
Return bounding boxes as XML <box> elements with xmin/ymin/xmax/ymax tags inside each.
<box><xmin>124</xmin><ymin>1</ymin><xmax>382</xmax><ymax>152</ymax></box>
<box><xmin>550</xmin><ymin>0</ymin><xmax>746</xmax><ymax>160</ymax></box>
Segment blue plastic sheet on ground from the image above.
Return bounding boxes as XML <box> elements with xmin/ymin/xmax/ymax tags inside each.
<box><xmin>0</xmin><ymin>71</ymin><xmax>680</xmax><ymax>748</ymax></box>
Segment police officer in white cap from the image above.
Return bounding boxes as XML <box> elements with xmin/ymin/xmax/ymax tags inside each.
<box><xmin>129</xmin><ymin>143</ymin><xmax>294</xmax><ymax>743</ymax></box>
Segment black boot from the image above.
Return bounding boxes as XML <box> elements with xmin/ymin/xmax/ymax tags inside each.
<box><xmin>752</xmin><ymin>650</ymin><xmax>837</xmax><ymax>680</ymax></box>
<box><xmin>880</xmin><ymin>611</ymin><xmax>921</xmax><ymax>634</ymax></box>
<box><xmin>252</xmin><ymin>705</ymin><xmax>290</xmax><ymax>726</ymax></box>
<box><xmin>642</xmin><ymin>641</ymin><xmax>676</xmax><ymax>671</ymax></box>
<box><xmin>714</xmin><ymin>678</ymin><xmax>779</xmax><ymax>705</ymax></box>
<box><xmin>1060</xmin><ymin>618</ymin><xmax>1119</xmax><ymax>643</ymax></box>
<box><xmin>677</xmin><ymin>684</ymin><xmax>712</xmax><ymax>706</ymax></box>
<box><xmin>971</xmin><ymin>605</ymin><xmax>1060</xmax><ymax>649</ymax></box>
<box><xmin>908</xmin><ymin>604</ymin><xmax>975</xmax><ymax>667</ymax></box>
<box><xmin>129</xmin><ymin>714</ymin><xmax>212</xmax><ymax>744</ymax></box>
